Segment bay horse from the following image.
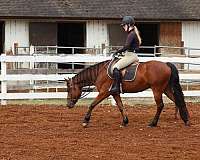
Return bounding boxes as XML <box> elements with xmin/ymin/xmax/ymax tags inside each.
<box><xmin>65</xmin><ymin>59</ymin><xmax>190</xmax><ymax>127</ymax></box>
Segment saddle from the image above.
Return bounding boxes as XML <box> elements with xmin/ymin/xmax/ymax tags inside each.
<box><xmin>107</xmin><ymin>58</ymin><xmax>139</xmax><ymax>81</ymax></box>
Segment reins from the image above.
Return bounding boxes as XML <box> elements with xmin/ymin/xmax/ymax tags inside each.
<box><xmin>79</xmin><ymin>84</ymin><xmax>95</xmax><ymax>99</ymax></box>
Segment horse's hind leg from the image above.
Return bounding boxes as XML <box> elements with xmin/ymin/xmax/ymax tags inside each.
<box><xmin>82</xmin><ymin>92</ymin><xmax>110</xmax><ymax>127</ymax></box>
<box><xmin>164</xmin><ymin>85</ymin><xmax>178</xmax><ymax>119</ymax></box>
<box><xmin>112</xmin><ymin>94</ymin><xmax>128</xmax><ymax>126</ymax></box>
<box><xmin>149</xmin><ymin>88</ymin><xmax>164</xmax><ymax>127</ymax></box>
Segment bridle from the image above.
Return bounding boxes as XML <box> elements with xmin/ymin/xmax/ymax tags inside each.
<box><xmin>67</xmin><ymin>79</ymin><xmax>95</xmax><ymax>102</ymax></box>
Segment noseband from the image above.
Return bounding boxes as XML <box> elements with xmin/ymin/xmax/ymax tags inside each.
<box><xmin>67</xmin><ymin>79</ymin><xmax>94</xmax><ymax>102</ymax></box>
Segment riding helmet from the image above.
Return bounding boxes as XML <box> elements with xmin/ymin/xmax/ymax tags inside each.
<box><xmin>121</xmin><ymin>16</ymin><xmax>135</xmax><ymax>26</ymax></box>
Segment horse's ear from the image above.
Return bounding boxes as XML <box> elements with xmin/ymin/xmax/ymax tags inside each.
<box><xmin>64</xmin><ymin>78</ymin><xmax>69</xmax><ymax>85</ymax></box>
<box><xmin>64</xmin><ymin>78</ymin><xmax>71</xmax><ymax>85</ymax></box>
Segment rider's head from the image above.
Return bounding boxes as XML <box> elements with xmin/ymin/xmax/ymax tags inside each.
<box><xmin>121</xmin><ymin>16</ymin><xmax>135</xmax><ymax>26</ymax></box>
<box><xmin>121</xmin><ymin>16</ymin><xmax>135</xmax><ymax>32</ymax></box>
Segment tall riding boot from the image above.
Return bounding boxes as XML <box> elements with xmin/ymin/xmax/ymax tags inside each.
<box><xmin>110</xmin><ymin>68</ymin><xmax>121</xmax><ymax>94</ymax></box>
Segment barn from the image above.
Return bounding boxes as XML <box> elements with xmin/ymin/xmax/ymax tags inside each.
<box><xmin>0</xmin><ymin>2</ymin><xmax>200</xmax><ymax>158</ymax></box>
<box><xmin>0</xmin><ymin>0</ymin><xmax>200</xmax><ymax>57</ymax></box>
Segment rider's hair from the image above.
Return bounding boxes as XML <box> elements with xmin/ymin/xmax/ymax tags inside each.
<box><xmin>134</xmin><ymin>26</ymin><xmax>142</xmax><ymax>45</ymax></box>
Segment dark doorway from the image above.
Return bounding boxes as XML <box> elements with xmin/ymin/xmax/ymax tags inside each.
<box><xmin>57</xmin><ymin>23</ymin><xmax>85</xmax><ymax>54</ymax></box>
<box><xmin>137</xmin><ymin>23</ymin><xmax>159</xmax><ymax>54</ymax></box>
<box><xmin>108</xmin><ymin>24</ymin><xmax>126</xmax><ymax>47</ymax></box>
<box><xmin>0</xmin><ymin>21</ymin><xmax>4</xmax><ymax>54</ymax></box>
<box><xmin>29</xmin><ymin>22</ymin><xmax>57</xmax><ymax>46</ymax></box>
<box><xmin>57</xmin><ymin>22</ymin><xmax>86</xmax><ymax>69</ymax></box>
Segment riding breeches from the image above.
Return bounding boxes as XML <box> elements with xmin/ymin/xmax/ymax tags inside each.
<box><xmin>113</xmin><ymin>51</ymin><xmax>139</xmax><ymax>70</ymax></box>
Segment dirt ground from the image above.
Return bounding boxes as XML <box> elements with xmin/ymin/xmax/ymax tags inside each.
<box><xmin>0</xmin><ymin>103</ymin><xmax>200</xmax><ymax>160</ymax></box>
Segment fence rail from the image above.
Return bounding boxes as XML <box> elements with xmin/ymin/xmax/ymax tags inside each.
<box><xmin>1</xmin><ymin>54</ymin><xmax>200</xmax><ymax>64</ymax></box>
<box><xmin>1</xmin><ymin>53</ymin><xmax>200</xmax><ymax>105</ymax></box>
<box><xmin>16</xmin><ymin>45</ymin><xmax>200</xmax><ymax>56</ymax></box>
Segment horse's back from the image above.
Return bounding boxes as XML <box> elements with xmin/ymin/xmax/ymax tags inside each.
<box><xmin>140</xmin><ymin>60</ymin><xmax>171</xmax><ymax>73</ymax></box>
<box><xmin>137</xmin><ymin>60</ymin><xmax>171</xmax><ymax>84</ymax></box>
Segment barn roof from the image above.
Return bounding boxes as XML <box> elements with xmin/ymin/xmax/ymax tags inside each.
<box><xmin>0</xmin><ymin>0</ymin><xmax>200</xmax><ymax>21</ymax></box>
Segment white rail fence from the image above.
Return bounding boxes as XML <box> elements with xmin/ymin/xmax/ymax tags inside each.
<box><xmin>1</xmin><ymin>54</ymin><xmax>200</xmax><ymax>105</ymax></box>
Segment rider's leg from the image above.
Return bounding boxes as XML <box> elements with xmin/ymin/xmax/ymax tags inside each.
<box><xmin>110</xmin><ymin>67</ymin><xmax>121</xmax><ymax>94</ymax></box>
<box><xmin>110</xmin><ymin>52</ymin><xmax>138</xmax><ymax>94</ymax></box>
<box><xmin>113</xmin><ymin>52</ymin><xmax>139</xmax><ymax>70</ymax></box>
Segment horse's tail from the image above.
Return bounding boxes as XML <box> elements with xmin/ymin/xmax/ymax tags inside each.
<box><xmin>166</xmin><ymin>62</ymin><xmax>190</xmax><ymax>124</ymax></box>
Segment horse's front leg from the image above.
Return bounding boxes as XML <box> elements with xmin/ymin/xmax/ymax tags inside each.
<box><xmin>112</xmin><ymin>94</ymin><xmax>129</xmax><ymax>126</ymax></box>
<box><xmin>82</xmin><ymin>92</ymin><xmax>110</xmax><ymax>127</ymax></box>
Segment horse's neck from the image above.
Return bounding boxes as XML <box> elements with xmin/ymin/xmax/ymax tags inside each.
<box><xmin>73</xmin><ymin>60</ymin><xmax>109</xmax><ymax>87</ymax></box>
<box><xmin>74</xmin><ymin>75</ymin><xmax>93</xmax><ymax>87</ymax></box>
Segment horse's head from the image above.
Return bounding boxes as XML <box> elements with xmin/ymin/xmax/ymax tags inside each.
<box><xmin>65</xmin><ymin>78</ymin><xmax>82</xmax><ymax>109</ymax></box>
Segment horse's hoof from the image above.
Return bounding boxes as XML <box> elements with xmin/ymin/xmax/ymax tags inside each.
<box><xmin>185</xmin><ymin>121</ymin><xmax>191</xmax><ymax>127</ymax></box>
<box><xmin>82</xmin><ymin>122</ymin><xmax>88</xmax><ymax>128</ymax></box>
<box><xmin>121</xmin><ymin>123</ymin><xmax>128</xmax><ymax>127</ymax></box>
<box><xmin>122</xmin><ymin>116</ymin><xmax>129</xmax><ymax>126</ymax></box>
<box><xmin>148</xmin><ymin>123</ymin><xmax>157</xmax><ymax>128</ymax></box>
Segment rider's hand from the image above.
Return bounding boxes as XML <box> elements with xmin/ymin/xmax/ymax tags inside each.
<box><xmin>112</xmin><ymin>52</ymin><xmax>118</xmax><ymax>58</ymax></box>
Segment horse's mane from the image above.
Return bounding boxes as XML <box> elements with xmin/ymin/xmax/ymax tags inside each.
<box><xmin>72</xmin><ymin>60</ymin><xmax>110</xmax><ymax>86</ymax></box>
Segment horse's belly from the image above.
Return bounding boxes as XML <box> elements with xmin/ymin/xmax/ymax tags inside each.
<box><xmin>122</xmin><ymin>82</ymin><xmax>149</xmax><ymax>93</ymax></box>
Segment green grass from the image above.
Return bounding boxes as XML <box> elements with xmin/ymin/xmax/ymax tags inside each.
<box><xmin>7</xmin><ymin>98</ymin><xmax>112</xmax><ymax>106</ymax></box>
<box><xmin>6</xmin><ymin>96</ymin><xmax>200</xmax><ymax>106</ymax></box>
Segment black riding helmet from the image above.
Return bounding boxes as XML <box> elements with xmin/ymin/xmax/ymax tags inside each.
<box><xmin>121</xmin><ymin>16</ymin><xmax>135</xmax><ymax>26</ymax></box>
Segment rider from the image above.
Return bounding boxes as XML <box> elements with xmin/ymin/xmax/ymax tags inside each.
<box><xmin>110</xmin><ymin>15</ymin><xmax>142</xmax><ymax>94</ymax></box>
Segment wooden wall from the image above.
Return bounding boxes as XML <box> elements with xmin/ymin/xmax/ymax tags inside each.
<box><xmin>182</xmin><ymin>21</ymin><xmax>200</xmax><ymax>56</ymax></box>
<box><xmin>182</xmin><ymin>21</ymin><xmax>200</xmax><ymax>69</ymax></box>
<box><xmin>159</xmin><ymin>22</ymin><xmax>182</xmax><ymax>55</ymax></box>
<box><xmin>5</xmin><ymin>20</ymin><xmax>29</xmax><ymax>52</ymax></box>
<box><xmin>86</xmin><ymin>20</ymin><xmax>109</xmax><ymax>49</ymax></box>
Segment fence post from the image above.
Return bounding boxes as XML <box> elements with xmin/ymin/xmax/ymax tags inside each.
<box><xmin>29</xmin><ymin>45</ymin><xmax>34</xmax><ymax>93</ymax></box>
<box><xmin>72</xmin><ymin>47</ymin><xmax>75</xmax><ymax>72</ymax></box>
<box><xmin>187</xmin><ymin>48</ymin><xmax>191</xmax><ymax>70</ymax></box>
<box><xmin>154</xmin><ymin>45</ymin><xmax>156</xmax><ymax>57</ymax></box>
<box><xmin>1</xmin><ymin>54</ymin><xmax>7</xmax><ymax>105</ymax></box>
